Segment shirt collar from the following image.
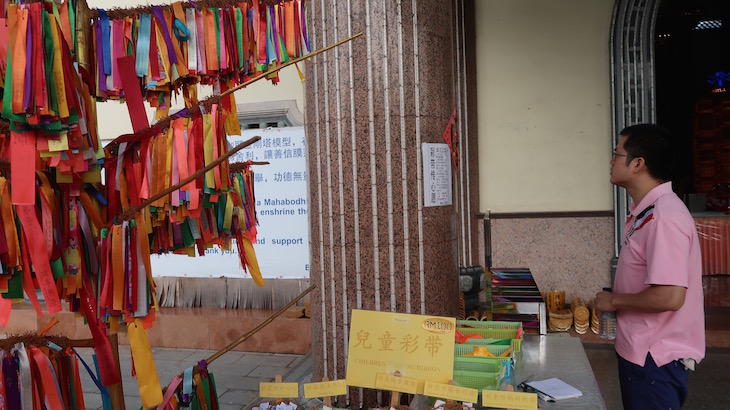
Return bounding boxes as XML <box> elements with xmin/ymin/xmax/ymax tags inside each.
<box><xmin>628</xmin><ymin>181</ymin><xmax>673</xmax><ymax>217</ymax></box>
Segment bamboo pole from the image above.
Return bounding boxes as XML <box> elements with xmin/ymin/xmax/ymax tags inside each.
<box><xmin>106</xmin><ymin>31</ymin><xmax>363</xmax><ymax>149</ymax></box>
<box><xmin>206</xmin><ymin>284</ymin><xmax>315</xmax><ymax>364</ymax></box>
<box><xmin>111</xmin><ymin>135</ymin><xmax>261</xmax><ymax>225</ymax></box>
<box><xmin>218</xmin><ymin>31</ymin><xmax>363</xmax><ymax>99</ymax></box>
<box><xmin>108</xmin><ymin>333</ymin><xmax>126</xmax><ymax>410</ymax></box>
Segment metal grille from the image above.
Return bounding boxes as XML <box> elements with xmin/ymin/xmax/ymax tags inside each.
<box><xmin>609</xmin><ymin>0</ymin><xmax>661</xmax><ymax>256</ymax></box>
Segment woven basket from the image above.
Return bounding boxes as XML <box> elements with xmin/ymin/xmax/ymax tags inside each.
<box><xmin>588</xmin><ymin>298</ymin><xmax>599</xmax><ymax>334</ymax></box>
<box><xmin>548</xmin><ymin>308</ymin><xmax>573</xmax><ymax>332</ymax></box>
<box><xmin>571</xmin><ymin>296</ymin><xmax>590</xmax><ymax>334</ymax></box>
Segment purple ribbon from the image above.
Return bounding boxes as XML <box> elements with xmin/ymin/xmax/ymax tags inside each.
<box><xmin>96</xmin><ymin>22</ymin><xmax>107</xmax><ymax>92</ymax></box>
<box><xmin>3</xmin><ymin>355</ymin><xmax>21</xmax><ymax>410</ymax></box>
<box><xmin>270</xmin><ymin>6</ymin><xmax>281</xmax><ymax>62</ymax></box>
<box><xmin>172</xmin><ymin>222</ymin><xmax>183</xmax><ymax>247</ymax></box>
<box><xmin>99</xmin><ymin>9</ymin><xmax>112</xmax><ymax>75</ymax></box>
<box><xmin>152</xmin><ymin>6</ymin><xmax>178</xmax><ymax>65</ymax></box>
<box><xmin>23</xmin><ymin>11</ymin><xmax>31</xmax><ymax>111</ymax></box>
<box><xmin>198</xmin><ymin>359</ymin><xmax>208</xmax><ymax>371</ymax></box>
<box><xmin>301</xmin><ymin>0</ymin><xmax>310</xmax><ymax>52</ymax></box>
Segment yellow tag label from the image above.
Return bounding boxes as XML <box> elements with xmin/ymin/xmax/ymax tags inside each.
<box><xmin>303</xmin><ymin>379</ymin><xmax>347</xmax><ymax>399</ymax></box>
<box><xmin>81</xmin><ymin>169</ymin><xmax>102</xmax><ymax>183</ymax></box>
<box><xmin>47</xmin><ymin>132</ymin><xmax>69</xmax><ymax>152</ymax></box>
<box><xmin>481</xmin><ymin>390</ymin><xmax>538</xmax><ymax>410</ymax></box>
<box><xmin>259</xmin><ymin>382</ymin><xmax>299</xmax><ymax>399</ymax></box>
<box><xmin>374</xmin><ymin>373</ymin><xmax>419</xmax><ymax>394</ymax></box>
<box><xmin>422</xmin><ymin>381</ymin><xmax>478</xmax><ymax>403</ymax></box>
<box><xmin>346</xmin><ymin>309</ymin><xmax>455</xmax><ymax>393</ymax></box>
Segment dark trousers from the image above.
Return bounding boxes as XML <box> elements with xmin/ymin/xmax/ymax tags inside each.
<box><xmin>617</xmin><ymin>352</ymin><xmax>689</xmax><ymax>410</ymax></box>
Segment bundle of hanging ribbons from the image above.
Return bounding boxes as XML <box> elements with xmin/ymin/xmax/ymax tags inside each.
<box><xmin>0</xmin><ymin>1</ymin><xmax>103</xmax><ymax>187</ymax></box>
<box><xmin>0</xmin><ymin>331</ymin><xmax>106</xmax><ymax>410</ymax></box>
<box><xmin>86</xmin><ymin>0</ymin><xmax>310</xmax><ymax>120</ymax></box>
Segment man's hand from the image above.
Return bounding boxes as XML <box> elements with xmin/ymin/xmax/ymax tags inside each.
<box><xmin>595</xmin><ymin>290</ymin><xmax>616</xmax><ymax>313</ymax></box>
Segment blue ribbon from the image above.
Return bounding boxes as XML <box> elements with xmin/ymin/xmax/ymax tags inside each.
<box><xmin>182</xmin><ymin>366</ymin><xmax>194</xmax><ymax>404</ymax></box>
<box><xmin>173</xmin><ymin>18</ymin><xmax>189</xmax><ymax>42</ymax></box>
<box><xmin>84</xmin><ymin>184</ymin><xmax>108</xmax><ymax>206</ymax></box>
<box><xmin>135</xmin><ymin>14</ymin><xmax>152</xmax><ymax>78</ymax></box>
<box><xmin>99</xmin><ymin>9</ymin><xmax>111</xmax><ymax>75</ymax></box>
<box><xmin>75</xmin><ymin>350</ymin><xmax>111</xmax><ymax>405</ymax></box>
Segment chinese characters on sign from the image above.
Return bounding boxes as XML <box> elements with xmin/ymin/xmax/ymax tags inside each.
<box><xmin>481</xmin><ymin>390</ymin><xmax>538</xmax><ymax>410</ymax></box>
<box><xmin>303</xmin><ymin>379</ymin><xmax>348</xmax><ymax>399</ymax></box>
<box><xmin>259</xmin><ymin>382</ymin><xmax>300</xmax><ymax>398</ymax></box>
<box><xmin>374</xmin><ymin>373</ymin><xmax>419</xmax><ymax>394</ymax></box>
<box><xmin>422</xmin><ymin>381</ymin><xmax>478</xmax><ymax>404</ymax></box>
<box><xmin>422</xmin><ymin>143</ymin><xmax>452</xmax><ymax>207</ymax></box>
<box><xmin>346</xmin><ymin>310</ymin><xmax>455</xmax><ymax>393</ymax></box>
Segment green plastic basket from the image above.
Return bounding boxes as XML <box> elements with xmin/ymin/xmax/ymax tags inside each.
<box><xmin>464</xmin><ymin>337</ymin><xmax>523</xmax><ymax>353</ymax></box>
<box><xmin>453</xmin><ymin>356</ymin><xmax>505</xmax><ymax>372</ymax></box>
<box><xmin>457</xmin><ymin>326</ymin><xmax>523</xmax><ymax>353</ymax></box>
<box><xmin>457</xmin><ymin>327</ymin><xmax>518</xmax><ymax>339</ymax></box>
<box><xmin>454</xmin><ymin>344</ymin><xmax>511</xmax><ymax>358</ymax></box>
<box><xmin>453</xmin><ymin>370</ymin><xmax>501</xmax><ymax>390</ymax></box>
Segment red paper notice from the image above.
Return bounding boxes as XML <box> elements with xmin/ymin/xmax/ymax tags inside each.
<box><xmin>16</xmin><ymin>205</ymin><xmax>62</xmax><ymax>314</ymax></box>
<box><xmin>10</xmin><ymin>131</ymin><xmax>36</xmax><ymax>204</ymax></box>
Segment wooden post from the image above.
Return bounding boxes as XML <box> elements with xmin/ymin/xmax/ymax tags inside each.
<box><xmin>274</xmin><ymin>375</ymin><xmax>283</xmax><ymax>403</ymax></box>
<box><xmin>322</xmin><ymin>377</ymin><xmax>332</xmax><ymax>408</ymax></box>
<box><xmin>108</xmin><ymin>333</ymin><xmax>126</xmax><ymax>410</ymax></box>
<box><xmin>389</xmin><ymin>372</ymin><xmax>402</xmax><ymax>408</ymax></box>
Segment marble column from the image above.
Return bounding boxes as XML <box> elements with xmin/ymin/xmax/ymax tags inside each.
<box><xmin>304</xmin><ymin>0</ymin><xmax>478</xmax><ymax>406</ymax></box>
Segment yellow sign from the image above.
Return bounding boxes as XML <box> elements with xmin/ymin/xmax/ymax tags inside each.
<box><xmin>259</xmin><ymin>382</ymin><xmax>299</xmax><ymax>399</ymax></box>
<box><xmin>482</xmin><ymin>390</ymin><xmax>538</xmax><ymax>410</ymax></box>
<box><xmin>422</xmin><ymin>381</ymin><xmax>478</xmax><ymax>403</ymax></box>
<box><xmin>374</xmin><ymin>373</ymin><xmax>419</xmax><ymax>394</ymax></box>
<box><xmin>345</xmin><ymin>309</ymin><xmax>455</xmax><ymax>393</ymax></box>
<box><xmin>303</xmin><ymin>379</ymin><xmax>348</xmax><ymax>399</ymax></box>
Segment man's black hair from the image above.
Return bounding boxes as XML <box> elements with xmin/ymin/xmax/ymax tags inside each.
<box><xmin>620</xmin><ymin>123</ymin><xmax>676</xmax><ymax>182</ymax></box>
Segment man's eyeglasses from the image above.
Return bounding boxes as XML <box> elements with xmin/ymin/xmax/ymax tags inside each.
<box><xmin>612</xmin><ymin>151</ymin><xmax>634</xmax><ymax>160</ymax></box>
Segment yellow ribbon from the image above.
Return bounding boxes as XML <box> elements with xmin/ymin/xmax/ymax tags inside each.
<box><xmin>128</xmin><ymin>319</ymin><xmax>163</xmax><ymax>408</ymax></box>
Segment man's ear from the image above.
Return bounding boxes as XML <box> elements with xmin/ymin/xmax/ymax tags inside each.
<box><xmin>633</xmin><ymin>157</ymin><xmax>645</xmax><ymax>173</ymax></box>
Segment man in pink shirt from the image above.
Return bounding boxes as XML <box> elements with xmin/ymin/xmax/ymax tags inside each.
<box><xmin>596</xmin><ymin>124</ymin><xmax>705</xmax><ymax>410</ymax></box>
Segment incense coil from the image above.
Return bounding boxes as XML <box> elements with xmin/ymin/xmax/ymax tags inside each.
<box><xmin>465</xmin><ymin>310</ymin><xmax>479</xmax><ymax>321</ymax></box>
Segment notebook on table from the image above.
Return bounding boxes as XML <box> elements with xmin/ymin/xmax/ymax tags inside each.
<box><xmin>526</xmin><ymin>378</ymin><xmax>583</xmax><ymax>400</ymax></box>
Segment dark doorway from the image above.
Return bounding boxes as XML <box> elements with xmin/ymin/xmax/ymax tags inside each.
<box><xmin>656</xmin><ymin>0</ymin><xmax>730</xmax><ymax>207</ymax></box>
<box><xmin>655</xmin><ymin>1</ymin><xmax>730</xmax><ymax>303</ymax></box>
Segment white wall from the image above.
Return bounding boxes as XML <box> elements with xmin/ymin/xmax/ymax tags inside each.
<box><xmin>476</xmin><ymin>0</ymin><xmax>615</xmax><ymax>212</ymax></box>
<box><xmin>95</xmin><ymin>66</ymin><xmax>304</xmax><ymax>141</ymax></box>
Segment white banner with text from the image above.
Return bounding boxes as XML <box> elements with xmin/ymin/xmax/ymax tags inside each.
<box><xmin>151</xmin><ymin>127</ymin><xmax>310</xmax><ymax>278</ymax></box>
